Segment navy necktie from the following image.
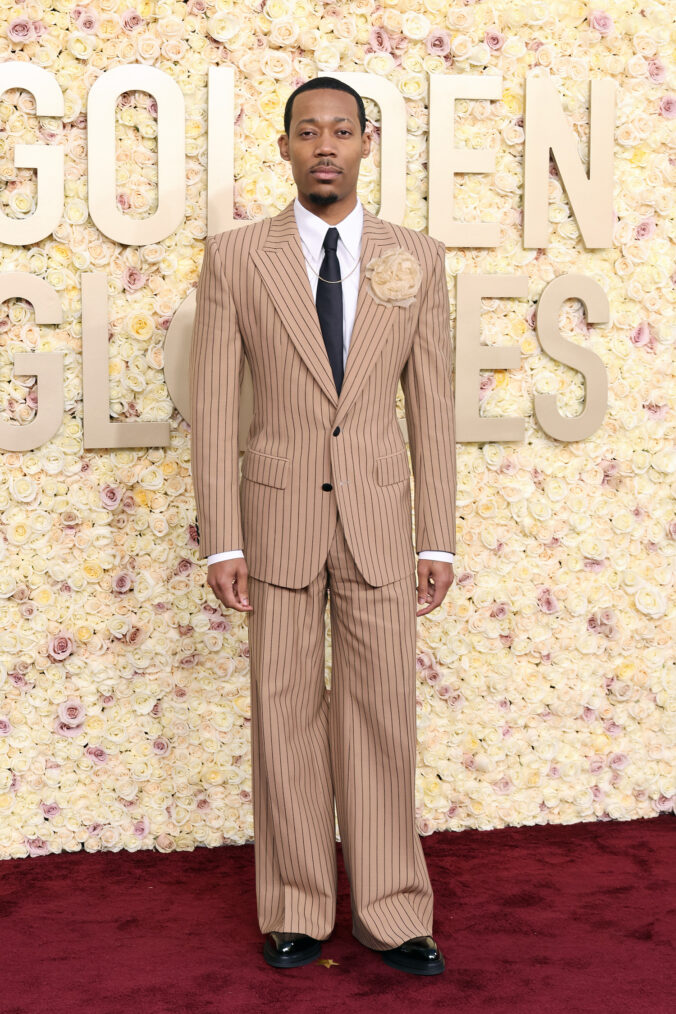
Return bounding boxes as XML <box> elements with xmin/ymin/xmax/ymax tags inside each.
<box><xmin>315</xmin><ymin>226</ymin><xmax>344</xmax><ymax>395</ymax></box>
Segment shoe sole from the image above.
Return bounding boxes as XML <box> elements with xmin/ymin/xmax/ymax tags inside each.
<box><xmin>263</xmin><ymin>939</ymin><xmax>322</xmax><ymax>969</ymax></box>
<box><xmin>381</xmin><ymin>951</ymin><xmax>446</xmax><ymax>975</ymax></box>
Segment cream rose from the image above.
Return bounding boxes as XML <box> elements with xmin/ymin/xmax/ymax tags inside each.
<box><xmin>364</xmin><ymin>247</ymin><xmax>423</xmax><ymax>308</ymax></box>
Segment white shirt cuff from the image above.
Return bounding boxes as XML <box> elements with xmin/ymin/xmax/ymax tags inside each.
<box><xmin>207</xmin><ymin>550</ymin><xmax>244</xmax><ymax>565</ymax></box>
<box><xmin>418</xmin><ymin>550</ymin><xmax>454</xmax><ymax>563</ymax></box>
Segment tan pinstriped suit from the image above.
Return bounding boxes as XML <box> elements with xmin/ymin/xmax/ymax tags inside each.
<box><xmin>189</xmin><ymin>199</ymin><xmax>456</xmax><ymax>948</ymax></box>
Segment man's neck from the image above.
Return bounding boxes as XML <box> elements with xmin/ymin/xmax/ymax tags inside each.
<box><xmin>295</xmin><ymin>191</ymin><xmax>358</xmax><ymax>225</ymax></box>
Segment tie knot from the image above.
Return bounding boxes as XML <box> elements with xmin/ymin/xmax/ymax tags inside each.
<box><xmin>323</xmin><ymin>226</ymin><xmax>339</xmax><ymax>252</ymax></box>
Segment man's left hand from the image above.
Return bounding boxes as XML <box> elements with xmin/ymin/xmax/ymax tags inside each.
<box><xmin>416</xmin><ymin>560</ymin><xmax>454</xmax><ymax>617</ymax></box>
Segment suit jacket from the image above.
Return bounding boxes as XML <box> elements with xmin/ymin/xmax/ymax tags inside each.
<box><xmin>189</xmin><ymin>199</ymin><xmax>456</xmax><ymax>589</ymax></box>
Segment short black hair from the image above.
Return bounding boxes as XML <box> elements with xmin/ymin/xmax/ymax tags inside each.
<box><xmin>283</xmin><ymin>77</ymin><xmax>366</xmax><ymax>136</ymax></box>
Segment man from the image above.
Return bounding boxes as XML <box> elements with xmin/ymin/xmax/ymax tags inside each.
<box><xmin>189</xmin><ymin>77</ymin><xmax>456</xmax><ymax>976</ymax></box>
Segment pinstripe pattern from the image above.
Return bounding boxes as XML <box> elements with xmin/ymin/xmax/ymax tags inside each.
<box><xmin>189</xmin><ymin>199</ymin><xmax>456</xmax><ymax>589</ymax></box>
<box><xmin>189</xmin><ymin>198</ymin><xmax>456</xmax><ymax>948</ymax></box>
<box><xmin>247</xmin><ymin>510</ymin><xmax>433</xmax><ymax>948</ymax></box>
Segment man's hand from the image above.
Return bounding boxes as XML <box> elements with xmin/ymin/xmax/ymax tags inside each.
<box><xmin>416</xmin><ymin>559</ymin><xmax>454</xmax><ymax>617</ymax></box>
<box><xmin>207</xmin><ymin>558</ymin><xmax>253</xmax><ymax>612</ymax></box>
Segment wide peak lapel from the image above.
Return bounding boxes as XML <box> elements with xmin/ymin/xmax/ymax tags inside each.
<box><xmin>251</xmin><ymin>201</ymin><xmax>339</xmax><ymax>406</ymax></box>
<box><xmin>333</xmin><ymin>208</ymin><xmax>399</xmax><ymax>426</ymax></box>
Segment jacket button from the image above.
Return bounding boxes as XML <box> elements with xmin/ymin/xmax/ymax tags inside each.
<box><xmin>322</xmin><ymin>482</ymin><xmax>332</xmax><ymax>491</ymax></box>
<box><xmin>333</xmin><ymin>426</ymin><xmax>340</xmax><ymax>436</ymax></box>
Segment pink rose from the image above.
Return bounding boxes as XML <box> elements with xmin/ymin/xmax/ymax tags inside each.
<box><xmin>133</xmin><ymin>817</ymin><xmax>150</xmax><ymax>837</ymax></box>
<box><xmin>7</xmin><ymin>18</ymin><xmax>35</xmax><ymax>42</ymax></box>
<box><xmin>589</xmin><ymin>10</ymin><xmax>614</xmax><ymax>36</ymax></box>
<box><xmin>425</xmin><ymin>30</ymin><xmax>451</xmax><ymax>57</ymax></box>
<box><xmin>58</xmin><ymin>698</ymin><xmax>85</xmax><ymax>726</ymax></box>
<box><xmin>48</xmin><ymin>633</ymin><xmax>75</xmax><ymax>662</ymax></box>
<box><xmin>122</xmin><ymin>266</ymin><xmax>147</xmax><ymax>291</ymax></box>
<box><xmin>55</xmin><ymin>719</ymin><xmax>84</xmax><ymax>737</ymax></box>
<box><xmin>422</xmin><ymin>666</ymin><xmax>440</xmax><ymax>685</ymax></box>
<box><xmin>390</xmin><ymin>33</ymin><xmax>408</xmax><ymax>55</ymax></box>
<box><xmin>368</xmin><ymin>27</ymin><xmax>392</xmax><ymax>52</ymax></box>
<box><xmin>484</xmin><ymin>30</ymin><xmax>505</xmax><ymax>51</ymax></box>
<box><xmin>112</xmin><ymin>571</ymin><xmax>133</xmax><ymax>593</ymax></box>
<box><xmin>77</xmin><ymin>10</ymin><xmax>99</xmax><ymax>33</ymax></box>
<box><xmin>153</xmin><ymin>738</ymin><xmax>169</xmax><ymax>754</ymax></box>
<box><xmin>648</xmin><ymin>58</ymin><xmax>666</xmax><ymax>83</ymax></box>
<box><xmin>122</xmin><ymin>9</ymin><xmax>144</xmax><ymax>32</ymax></box>
<box><xmin>0</xmin><ymin>717</ymin><xmax>11</xmax><ymax>736</ymax></box>
<box><xmin>659</xmin><ymin>95</ymin><xmax>676</xmax><ymax>119</ymax></box>
<box><xmin>100</xmin><ymin>484</ymin><xmax>123</xmax><ymax>509</ymax></box>
<box><xmin>85</xmin><ymin>745</ymin><xmax>108</xmax><ymax>764</ymax></box>
<box><xmin>630</xmin><ymin>321</ymin><xmax>655</xmax><ymax>349</ymax></box>
<box><xmin>25</xmin><ymin>837</ymin><xmax>50</xmax><ymax>857</ymax></box>
<box><xmin>41</xmin><ymin>802</ymin><xmax>61</xmax><ymax>818</ymax></box>
<box><xmin>634</xmin><ymin>218</ymin><xmax>656</xmax><ymax>240</ymax></box>
<box><xmin>537</xmin><ymin>588</ymin><xmax>559</xmax><ymax>613</ymax></box>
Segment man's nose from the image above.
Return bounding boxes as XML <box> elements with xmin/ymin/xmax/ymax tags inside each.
<box><xmin>314</xmin><ymin>133</ymin><xmax>337</xmax><ymax>154</ymax></box>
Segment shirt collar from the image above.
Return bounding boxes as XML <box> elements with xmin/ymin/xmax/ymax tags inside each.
<box><xmin>293</xmin><ymin>196</ymin><xmax>363</xmax><ymax>262</ymax></box>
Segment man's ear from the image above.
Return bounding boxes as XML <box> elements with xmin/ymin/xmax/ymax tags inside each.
<box><xmin>278</xmin><ymin>134</ymin><xmax>289</xmax><ymax>160</ymax></box>
<box><xmin>361</xmin><ymin>130</ymin><xmax>371</xmax><ymax>158</ymax></box>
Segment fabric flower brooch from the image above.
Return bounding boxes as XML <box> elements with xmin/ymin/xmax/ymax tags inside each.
<box><xmin>364</xmin><ymin>246</ymin><xmax>423</xmax><ymax>308</ymax></box>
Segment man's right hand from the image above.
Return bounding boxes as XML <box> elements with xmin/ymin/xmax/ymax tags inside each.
<box><xmin>207</xmin><ymin>558</ymin><xmax>253</xmax><ymax>612</ymax></box>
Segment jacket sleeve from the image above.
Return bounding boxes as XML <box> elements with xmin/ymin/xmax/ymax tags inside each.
<box><xmin>401</xmin><ymin>238</ymin><xmax>457</xmax><ymax>555</ymax></box>
<box><xmin>189</xmin><ymin>235</ymin><xmax>244</xmax><ymax>560</ymax></box>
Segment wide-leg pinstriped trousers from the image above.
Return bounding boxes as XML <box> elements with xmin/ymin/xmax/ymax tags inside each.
<box><xmin>246</xmin><ymin>509</ymin><xmax>434</xmax><ymax>950</ymax></box>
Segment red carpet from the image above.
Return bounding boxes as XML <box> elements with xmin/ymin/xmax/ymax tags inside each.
<box><xmin>1</xmin><ymin>817</ymin><xmax>674</xmax><ymax>1014</ymax></box>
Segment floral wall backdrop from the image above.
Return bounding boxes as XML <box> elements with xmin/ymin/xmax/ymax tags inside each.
<box><xmin>0</xmin><ymin>0</ymin><xmax>674</xmax><ymax>860</ymax></box>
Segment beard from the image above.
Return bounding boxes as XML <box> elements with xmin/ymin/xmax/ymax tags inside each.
<box><xmin>307</xmin><ymin>189</ymin><xmax>340</xmax><ymax>207</ymax></box>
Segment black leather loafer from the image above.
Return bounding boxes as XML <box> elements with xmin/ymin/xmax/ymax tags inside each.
<box><xmin>263</xmin><ymin>931</ymin><xmax>322</xmax><ymax>968</ymax></box>
<box><xmin>381</xmin><ymin>935</ymin><xmax>445</xmax><ymax>975</ymax></box>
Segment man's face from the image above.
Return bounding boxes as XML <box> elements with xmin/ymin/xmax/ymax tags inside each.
<box><xmin>278</xmin><ymin>88</ymin><xmax>370</xmax><ymax>208</ymax></box>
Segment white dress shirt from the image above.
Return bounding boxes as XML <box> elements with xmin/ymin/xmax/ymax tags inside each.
<box><xmin>207</xmin><ymin>197</ymin><xmax>454</xmax><ymax>567</ymax></box>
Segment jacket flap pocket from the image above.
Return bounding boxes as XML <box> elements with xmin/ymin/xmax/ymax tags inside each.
<box><xmin>376</xmin><ymin>449</ymin><xmax>409</xmax><ymax>486</ymax></box>
<box><xmin>242</xmin><ymin>449</ymin><xmax>288</xmax><ymax>488</ymax></box>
